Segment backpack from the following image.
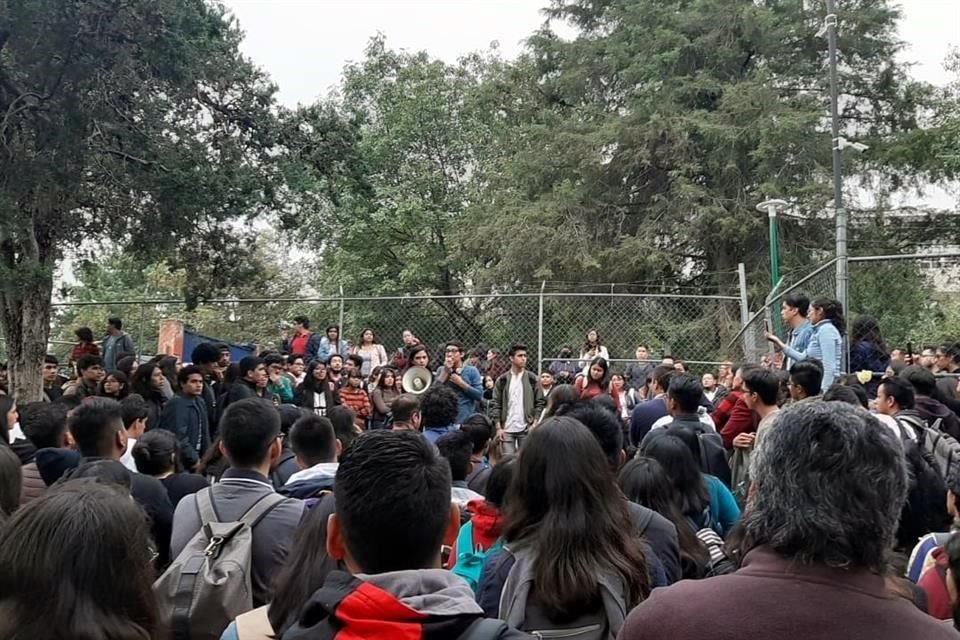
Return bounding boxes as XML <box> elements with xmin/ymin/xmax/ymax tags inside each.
<box><xmin>154</xmin><ymin>488</ymin><xmax>286</xmax><ymax>640</ymax></box>
<box><xmin>893</xmin><ymin>418</ymin><xmax>951</xmax><ymax>549</ymax></box>
<box><xmin>498</xmin><ymin>545</ymin><xmax>627</xmax><ymax>640</ymax></box>
<box><xmin>904</xmin><ymin>415</ymin><xmax>960</xmax><ymax>481</ymax></box>
<box><xmin>452</xmin><ymin>521</ymin><xmax>504</xmax><ymax>593</ymax></box>
<box><xmin>695</xmin><ymin>429</ymin><xmax>732</xmax><ymax>488</ymax></box>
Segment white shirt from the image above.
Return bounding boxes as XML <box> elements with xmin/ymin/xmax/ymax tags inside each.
<box><xmin>120</xmin><ymin>437</ymin><xmax>139</xmax><ymax>473</ymax></box>
<box><xmin>311</xmin><ymin>391</ymin><xmax>328</xmax><ymax>417</ymax></box>
<box><xmin>650</xmin><ymin>410</ymin><xmax>717</xmax><ymax>432</ymax></box>
<box><xmin>504</xmin><ymin>371</ymin><xmax>527</xmax><ymax>434</ymax></box>
<box><xmin>879</xmin><ymin>413</ymin><xmax>916</xmax><ymax>442</ymax></box>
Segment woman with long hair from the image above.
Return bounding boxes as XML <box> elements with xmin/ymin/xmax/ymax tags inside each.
<box><xmin>619</xmin><ymin>457</ymin><xmax>710</xmax><ymax>579</ymax></box>
<box><xmin>0</xmin><ymin>482</ymin><xmax>162</xmax><ymax>640</ymax></box>
<box><xmin>350</xmin><ymin>329</ymin><xmax>388</xmax><ymax>378</ymax></box>
<box><xmin>0</xmin><ymin>396</ymin><xmax>16</xmax><ymax>445</ymax></box>
<box><xmin>575</xmin><ymin>356</ymin><xmax>621</xmax><ymax>413</ymax></box>
<box><xmin>98</xmin><ymin>370</ymin><xmax>129</xmax><ymax>400</ymax></box>
<box><xmin>0</xmin><ymin>446</ymin><xmax>21</xmax><ymax>523</ymax></box>
<box><xmin>766</xmin><ymin>297</ymin><xmax>845</xmax><ymax>391</ymax></box>
<box><xmin>132</xmin><ymin>430</ymin><xmax>208</xmax><ymax>508</ymax></box>
<box><xmin>578</xmin><ymin>329</ymin><xmax>610</xmax><ymax>375</ymax></box>
<box><xmin>539</xmin><ymin>383</ymin><xmax>581</xmax><ymax>423</ymax></box>
<box><xmin>848</xmin><ymin>314</ymin><xmax>890</xmax><ymax>397</ymax></box>
<box><xmin>130</xmin><ymin>363</ymin><xmax>167</xmax><ymax>427</ymax></box>
<box><xmin>369</xmin><ymin>368</ymin><xmax>401</xmax><ymax>430</ymax></box>
<box><xmin>156</xmin><ymin>355</ymin><xmax>180</xmax><ymax>398</ymax></box>
<box><xmin>478</xmin><ymin>417</ymin><xmax>650</xmax><ymax>636</ymax></box>
<box><xmin>642</xmin><ymin>430</ymin><xmax>741</xmax><ymax>537</ymax></box>
<box><xmin>294</xmin><ymin>360</ymin><xmax>340</xmax><ymax>417</ymax></box>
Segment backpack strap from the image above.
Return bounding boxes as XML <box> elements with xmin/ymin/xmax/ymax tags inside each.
<box><xmin>239</xmin><ymin>492</ymin><xmax>287</xmax><ymax>529</ymax></box>
<box><xmin>459</xmin><ymin>617</ymin><xmax>509</xmax><ymax>640</ymax></box>
<box><xmin>195</xmin><ymin>487</ymin><xmax>219</xmax><ymax>525</ymax></box>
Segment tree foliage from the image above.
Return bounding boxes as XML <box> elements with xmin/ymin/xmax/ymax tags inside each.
<box><xmin>0</xmin><ymin>0</ymin><xmax>286</xmax><ymax>397</ymax></box>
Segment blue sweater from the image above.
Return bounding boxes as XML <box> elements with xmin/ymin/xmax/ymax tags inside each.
<box><xmin>435</xmin><ymin>365</ymin><xmax>484</xmax><ymax>425</ymax></box>
<box><xmin>782</xmin><ymin>320</ymin><xmax>843</xmax><ymax>391</ymax></box>
<box><xmin>705</xmin><ymin>474</ymin><xmax>741</xmax><ymax>537</ymax></box>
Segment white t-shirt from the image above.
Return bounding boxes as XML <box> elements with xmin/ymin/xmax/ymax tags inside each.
<box><xmin>504</xmin><ymin>371</ymin><xmax>527</xmax><ymax>433</ymax></box>
<box><xmin>120</xmin><ymin>437</ymin><xmax>139</xmax><ymax>473</ymax></box>
<box><xmin>650</xmin><ymin>410</ymin><xmax>717</xmax><ymax>432</ymax></box>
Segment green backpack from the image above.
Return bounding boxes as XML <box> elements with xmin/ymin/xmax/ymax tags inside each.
<box><xmin>452</xmin><ymin>521</ymin><xmax>504</xmax><ymax>593</ymax></box>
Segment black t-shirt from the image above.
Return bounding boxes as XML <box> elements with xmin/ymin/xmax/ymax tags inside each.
<box><xmin>161</xmin><ymin>472</ymin><xmax>209</xmax><ymax>508</ymax></box>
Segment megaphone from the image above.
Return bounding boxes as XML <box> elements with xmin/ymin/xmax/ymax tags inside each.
<box><xmin>402</xmin><ymin>367</ymin><xmax>433</xmax><ymax>395</ymax></box>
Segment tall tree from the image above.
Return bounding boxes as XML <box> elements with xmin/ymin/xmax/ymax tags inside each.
<box><xmin>0</xmin><ymin>0</ymin><xmax>284</xmax><ymax>398</ymax></box>
<box><xmin>463</xmin><ymin>0</ymin><xmax>941</xmax><ymax>297</ymax></box>
<box><xmin>288</xmin><ymin>37</ymin><xmax>507</xmax><ymax>344</ymax></box>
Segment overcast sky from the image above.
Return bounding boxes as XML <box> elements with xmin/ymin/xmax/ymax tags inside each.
<box><xmin>221</xmin><ymin>0</ymin><xmax>959</xmax><ymax>108</ymax></box>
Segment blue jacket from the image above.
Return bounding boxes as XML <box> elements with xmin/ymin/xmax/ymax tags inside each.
<box><xmin>155</xmin><ymin>394</ymin><xmax>210</xmax><ymax>470</ymax></box>
<box><xmin>423</xmin><ymin>424</ymin><xmax>458</xmax><ymax>444</ymax></box>
<box><xmin>784</xmin><ymin>320</ymin><xmax>814</xmax><ymax>369</ymax></box>
<box><xmin>704</xmin><ymin>474</ymin><xmax>741</xmax><ymax>537</ymax></box>
<box><xmin>630</xmin><ymin>397</ymin><xmax>668</xmax><ymax>446</ymax></box>
<box><xmin>783</xmin><ymin>320</ymin><xmax>843</xmax><ymax>391</ymax></box>
<box><xmin>849</xmin><ymin>340</ymin><xmax>889</xmax><ymax>374</ymax></box>
<box><xmin>317</xmin><ymin>338</ymin><xmax>349</xmax><ymax>364</ymax></box>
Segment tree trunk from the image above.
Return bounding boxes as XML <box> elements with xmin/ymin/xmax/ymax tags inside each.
<box><xmin>0</xmin><ymin>276</ymin><xmax>53</xmax><ymax>401</ymax></box>
<box><xmin>0</xmin><ymin>207</ymin><xmax>56</xmax><ymax>402</ymax></box>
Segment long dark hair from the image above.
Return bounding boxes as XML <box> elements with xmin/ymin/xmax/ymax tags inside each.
<box><xmin>157</xmin><ymin>356</ymin><xmax>179</xmax><ymax>393</ymax></box>
<box><xmin>641</xmin><ymin>433</ymin><xmax>709</xmax><ymax>519</ymax></box>
<box><xmin>0</xmin><ymin>482</ymin><xmax>161</xmax><ymax>639</ymax></box>
<box><xmin>299</xmin><ymin>360</ymin><xmax>328</xmax><ymax>395</ymax></box>
<box><xmin>98</xmin><ymin>371</ymin><xmax>129</xmax><ymax>399</ymax></box>
<box><xmin>850</xmin><ymin>314</ymin><xmax>887</xmax><ymax>353</ymax></box>
<box><xmin>130</xmin><ymin>363</ymin><xmax>164</xmax><ymax>402</ymax></box>
<box><xmin>582</xmin><ymin>329</ymin><xmax>601</xmax><ymax>352</ymax></box>
<box><xmin>619</xmin><ymin>457</ymin><xmax>709</xmax><ymax>578</ymax></box>
<box><xmin>812</xmin><ymin>297</ymin><xmax>846</xmax><ymax>334</ymax></box>
<box><xmin>583</xmin><ymin>356</ymin><xmax>611</xmax><ymax>389</ymax></box>
<box><xmin>503</xmin><ymin>416</ymin><xmax>650</xmax><ymax>617</ymax></box>
<box><xmin>0</xmin><ymin>445</ymin><xmax>21</xmax><ymax>520</ymax></box>
<box><xmin>541</xmin><ymin>384</ymin><xmax>580</xmax><ymax>420</ymax></box>
<box><xmin>0</xmin><ymin>396</ymin><xmax>15</xmax><ymax>444</ymax></box>
<box><xmin>268</xmin><ymin>497</ymin><xmax>341</xmax><ymax>634</ymax></box>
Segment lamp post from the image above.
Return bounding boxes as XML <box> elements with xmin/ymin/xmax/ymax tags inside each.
<box><xmin>824</xmin><ymin>0</ymin><xmax>846</xmax><ymax>324</ymax></box>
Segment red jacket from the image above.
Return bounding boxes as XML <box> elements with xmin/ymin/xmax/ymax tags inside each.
<box><xmin>71</xmin><ymin>341</ymin><xmax>100</xmax><ymax>363</ymax></box>
<box><xmin>575</xmin><ymin>377</ymin><xmax>621</xmax><ymax>413</ymax></box>
<box><xmin>918</xmin><ymin>546</ymin><xmax>952</xmax><ymax>620</ymax></box>
<box><xmin>718</xmin><ymin>395</ymin><xmax>758</xmax><ymax>449</ymax></box>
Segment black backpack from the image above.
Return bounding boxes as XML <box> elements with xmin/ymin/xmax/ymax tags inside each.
<box><xmin>695</xmin><ymin>429</ymin><xmax>732</xmax><ymax>487</ymax></box>
<box><xmin>894</xmin><ymin>419</ymin><xmax>951</xmax><ymax>550</ymax></box>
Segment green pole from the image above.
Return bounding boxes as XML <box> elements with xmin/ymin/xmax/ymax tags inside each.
<box><xmin>758</xmin><ymin>199</ymin><xmax>787</xmax><ymax>343</ymax></box>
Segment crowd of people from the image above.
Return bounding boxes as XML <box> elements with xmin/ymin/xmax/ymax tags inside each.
<box><xmin>1</xmin><ymin>299</ymin><xmax>960</xmax><ymax>639</ymax></box>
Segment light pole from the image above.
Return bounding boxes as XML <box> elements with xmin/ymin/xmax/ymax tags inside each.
<box><xmin>757</xmin><ymin>199</ymin><xmax>787</xmax><ymax>292</ymax></box>
<box><xmin>824</xmin><ymin>1</ymin><xmax>845</xmax><ymax>322</ymax></box>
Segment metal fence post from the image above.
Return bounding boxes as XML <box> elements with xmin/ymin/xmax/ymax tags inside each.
<box><xmin>338</xmin><ymin>285</ymin><xmax>346</xmax><ymax>345</ymax></box>
<box><xmin>737</xmin><ymin>264</ymin><xmax>756</xmax><ymax>362</ymax></box>
<box><xmin>537</xmin><ymin>281</ymin><xmax>546</xmax><ymax>374</ymax></box>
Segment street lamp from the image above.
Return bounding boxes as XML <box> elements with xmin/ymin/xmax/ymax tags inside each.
<box><xmin>757</xmin><ymin>199</ymin><xmax>788</xmax><ymax>292</ymax></box>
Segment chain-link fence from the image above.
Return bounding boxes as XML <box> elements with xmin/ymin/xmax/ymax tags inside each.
<box><xmin>732</xmin><ymin>252</ymin><xmax>960</xmax><ymax>367</ymax></box>
<box><xmin>42</xmin><ymin>288</ymin><xmax>747</xmax><ymax>374</ymax></box>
